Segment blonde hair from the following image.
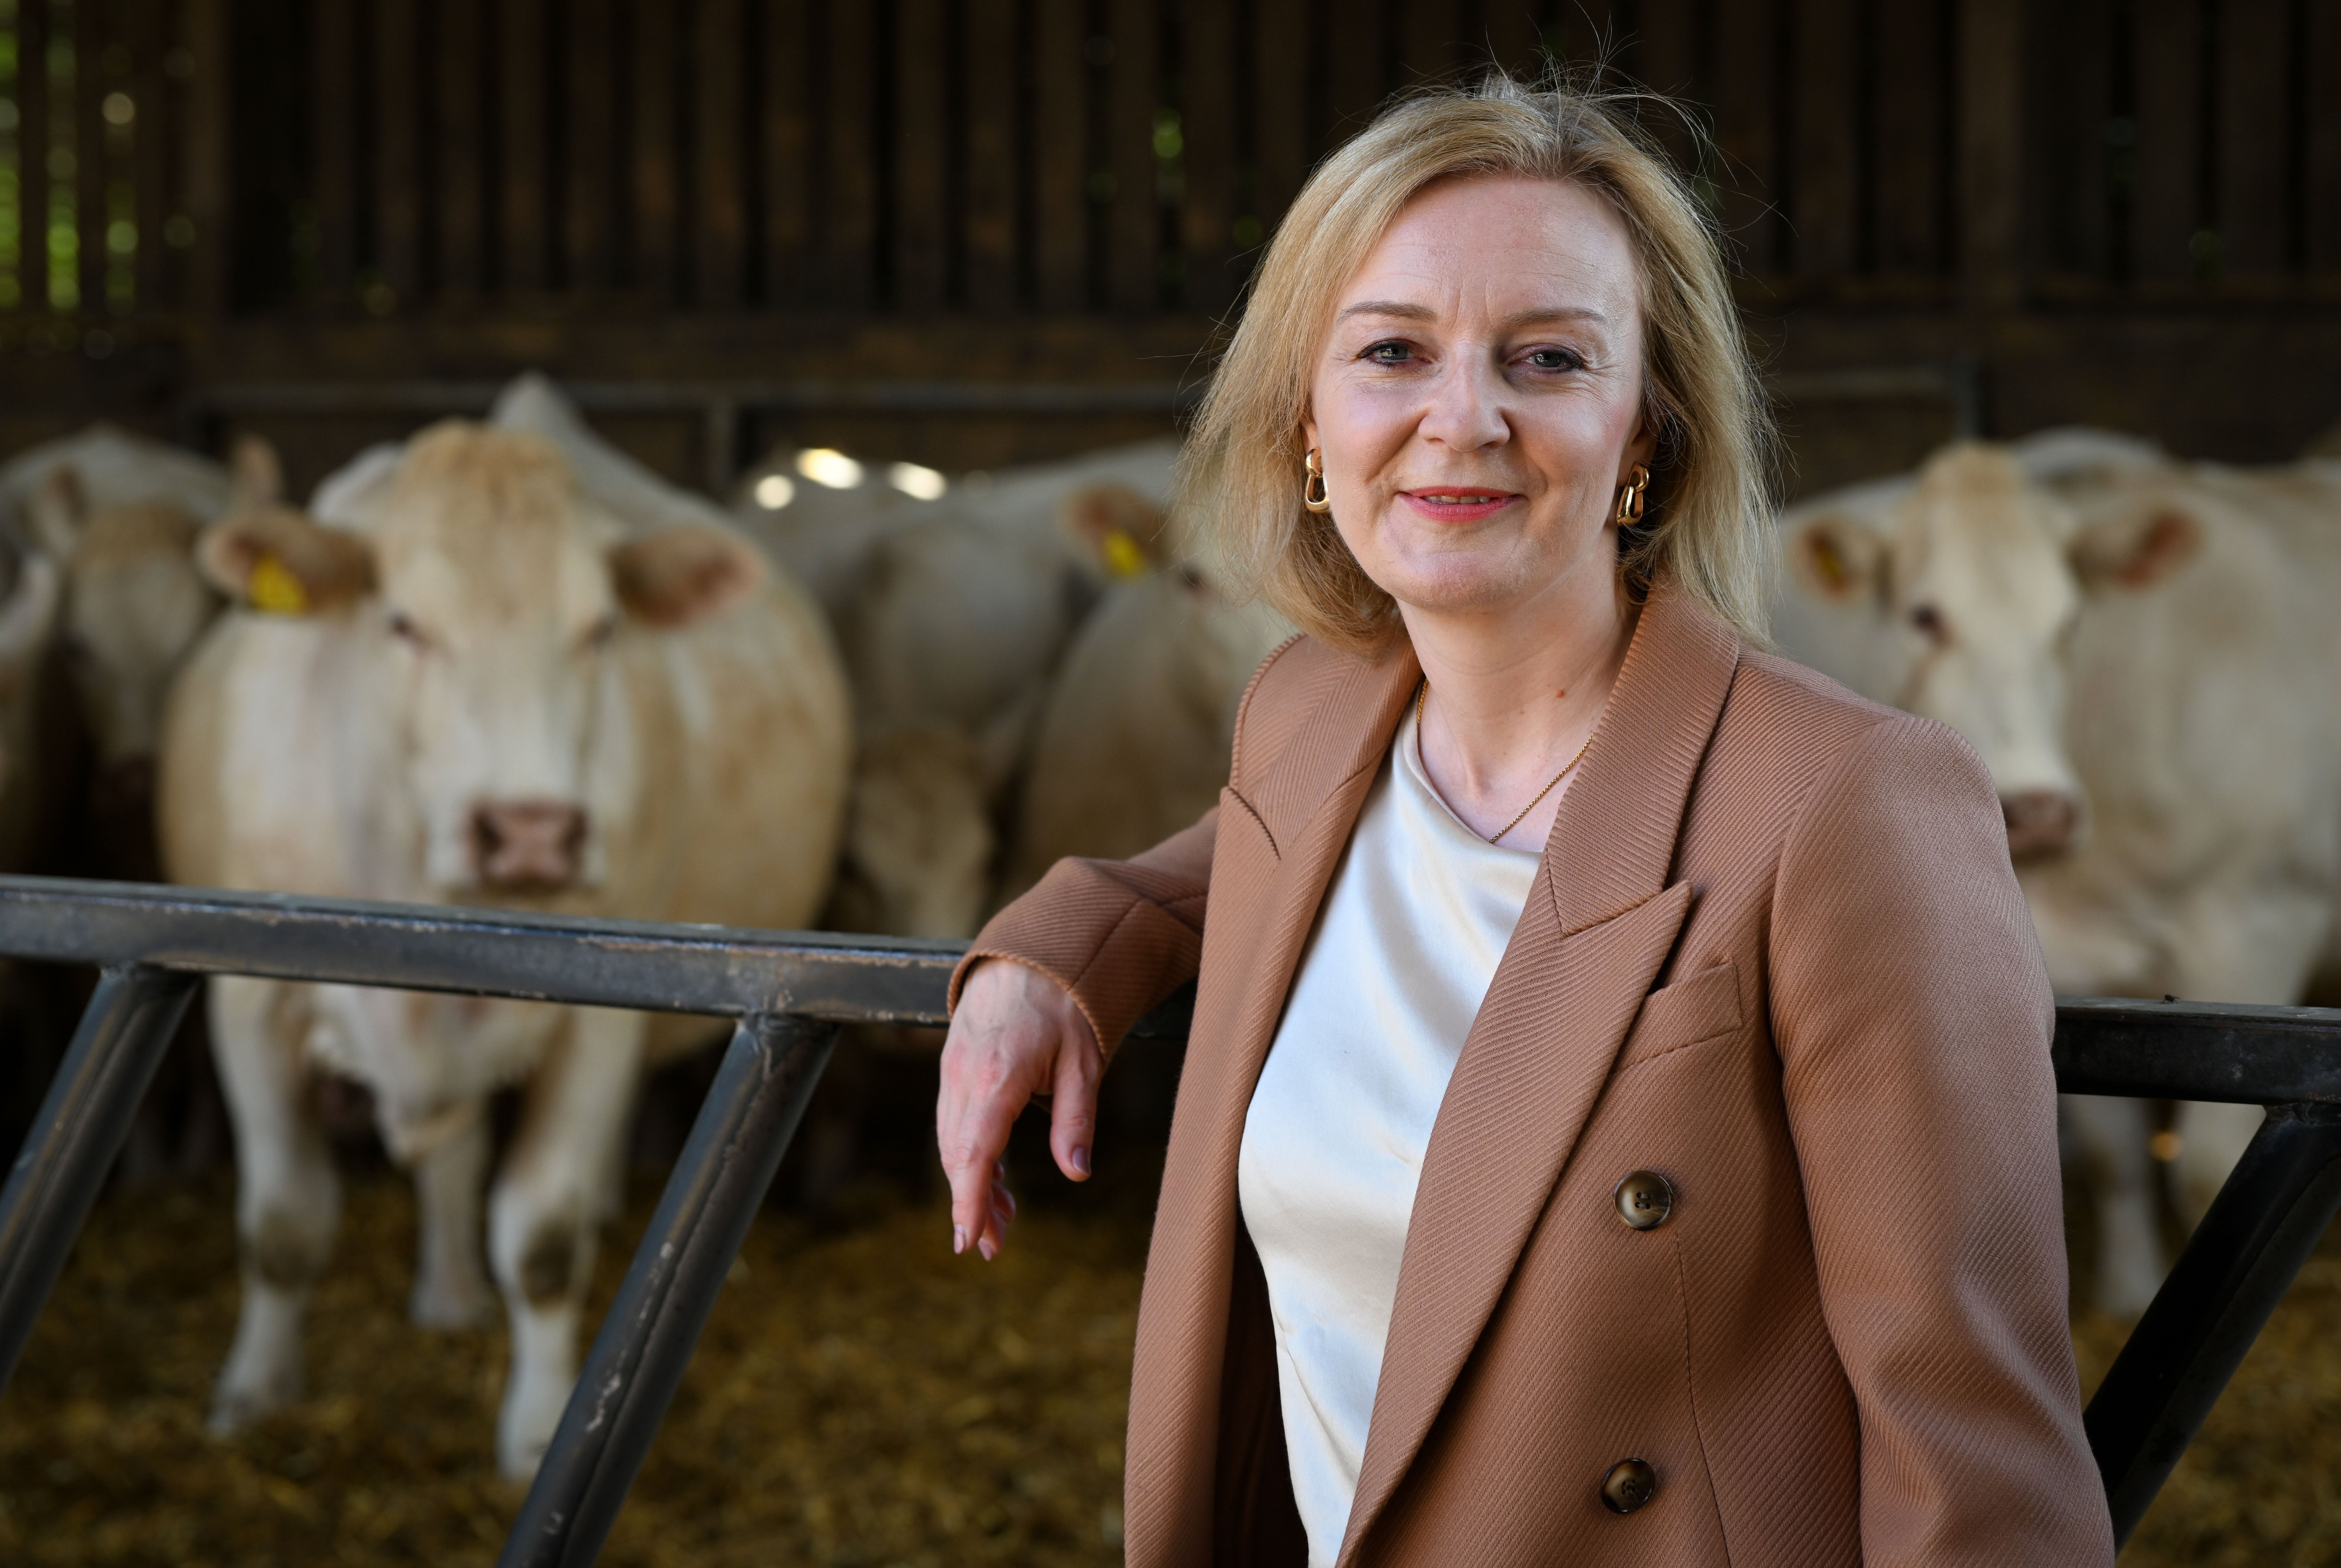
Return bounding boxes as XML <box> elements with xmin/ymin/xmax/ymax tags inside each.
<box><xmin>1181</xmin><ymin>71</ymin><xmax>1775</xmax><ymax>655</ymax></box>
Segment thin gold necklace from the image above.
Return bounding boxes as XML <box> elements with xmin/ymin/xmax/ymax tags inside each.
<box><xmin>1416</xmin><ymin>679</ymin><xmax>1596</xmax><ymax>846</ymax></box>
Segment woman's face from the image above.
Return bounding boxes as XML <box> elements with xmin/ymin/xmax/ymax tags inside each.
<box><xmin>1304</xmin><ymin>174</ymin><xmax>1654</xmax><ymax>624</ymax></box>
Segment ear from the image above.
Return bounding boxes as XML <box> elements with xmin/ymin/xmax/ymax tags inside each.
<box><xmin>609</xmin><ymin>524</ymin><xmax>767</xmax><ymax>628</ymax></box>
<box><xmin>25</xmin><ymin>466</ymin><xmax>87</xmax><ymax>561</ymax></box>
<box><xmin>1787</xmin><ymin>513</ymin><xmax>1885</xmax><ymax>602</ymax></box>
<box><xmin>196</xmin><ymin>506</ymin><xmax>377</xmax><ymax>613</ymax></box>
<box><xmin>1062</xmin><ymin>483</ymin><xmax>1166</xmax><ymax>580</ymax></box>
<box><xmin>229</xmin><ymin>434</ymin><xmax>285</xmax><ymax>509</ymax></box>
<box><xmin>2069</xmin><ymin>507</ymin><xmax>2202</xmax><ymax>590</ymax></box>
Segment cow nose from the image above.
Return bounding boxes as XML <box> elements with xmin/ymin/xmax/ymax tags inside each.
<box><xmin>2001</xmin><ymin>790</ymin><xmax>2080</xmax><ymax>861</ymax></box>
<box><xmin>470</xmin><ymin>800</ymin><xmax>589</xmax><ymax>890</ymax></box>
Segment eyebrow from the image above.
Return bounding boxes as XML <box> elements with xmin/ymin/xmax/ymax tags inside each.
<box><xmin>1336</xmin><ymin>300</ymin><xmax>1610</xmax><ymax>331</ymax></box>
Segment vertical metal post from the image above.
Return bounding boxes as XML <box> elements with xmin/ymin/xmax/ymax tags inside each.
<box><xmin>499</xmin><ymin>1012</ymin><xmax>838</xmax><ymax>1568</ymax></box>
<box><xmin>0</xmin><ymin>964</ymin><xmax>199</xmax><ymax>1393</ymax></box>
<box><xmin>2084</xmin><ymin>1101</ymin><xmax>2341</xmax><ymax>1544</ymax></box>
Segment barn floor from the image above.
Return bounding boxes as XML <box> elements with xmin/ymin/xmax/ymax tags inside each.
<box><xmin>1</xmin><ymin>1149</ymin><xmax>2337</xmax><ymax>1565</ymax></box>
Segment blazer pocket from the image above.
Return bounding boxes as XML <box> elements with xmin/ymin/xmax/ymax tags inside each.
<box><xmin>1617</xmin><ymin>960</ymin><xmax>1743</xmax><ymax>1068</ymax></box>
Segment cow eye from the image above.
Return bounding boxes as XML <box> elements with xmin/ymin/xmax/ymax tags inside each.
<box><xmin>1910</xmin><ymin>603</ymin><xmax>1946</xmax><ymax>641</ymax></box>
<box><xmin>386</xmin><ymin>609</ymin><xmax>427</xmax><ymax>647</ymax></box>
<box><xmin>584</xmin><ymin>612</ymin><xmax>620</xmax><ymax>650</ymax></box>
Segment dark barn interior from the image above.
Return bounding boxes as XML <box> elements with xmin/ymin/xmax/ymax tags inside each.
<box><xmin>2</xmin><ymin>3</ymin><xmax>2341</xmax><ymax>1564</ymax></box>
<box><xmin>0</xmin><ymin>0</ymin><xmax>2334</xmax><ymax>499</ymax></box>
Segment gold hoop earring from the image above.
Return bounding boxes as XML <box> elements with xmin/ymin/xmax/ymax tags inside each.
<box><xmin>1614</xmin><ymin>463</ymin><xmax>1651</xmax><ymax>525</ymax></box>
<box><xmin>1302</xmin><ymin>448</ymin><xmax>1332</xmax><ymax>514</ymax></box>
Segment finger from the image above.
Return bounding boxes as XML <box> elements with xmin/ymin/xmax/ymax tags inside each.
<box><xmin>939</xmin><ymin>1058</ymin><xmax>1027</xmax><ymax>1254</ymax></box>
<box><xmin>1047</xmin><ymin>1034</ymin><xmax>1102</xmax><ymax>1181</ymax></box>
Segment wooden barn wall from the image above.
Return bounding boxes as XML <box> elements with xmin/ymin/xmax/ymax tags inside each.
<box><xmin>0</xmin><ymin>0</ymin><xmax>2333</xmax><ymax>498</ymax></box>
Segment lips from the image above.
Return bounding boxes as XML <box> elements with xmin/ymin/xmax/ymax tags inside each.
<box><xmin>1400</xmin><ymin>489</ymin><xmax>1519</xmax><ymax>522</ymax></box>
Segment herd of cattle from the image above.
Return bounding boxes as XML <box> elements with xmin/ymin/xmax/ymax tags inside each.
<box><xmin>0</xmin><ymin>372</ymin><xmax>2332</xmax><ymax>1476</ymax></box>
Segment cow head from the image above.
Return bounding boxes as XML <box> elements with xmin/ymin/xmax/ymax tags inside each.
<box><xmin>26</xmin><ymin>459</ymin><xmax>223</xmax><ymax>802</ymax></box>
<box><xmin>196</xmin><ymin>423</ymin><xmax>766</xmax><ymax>898</ymax></box>
<box><xmin>1785</xmin><ymin>442</ymin><xmax>2202</xmax><ymax>862</ymax></box>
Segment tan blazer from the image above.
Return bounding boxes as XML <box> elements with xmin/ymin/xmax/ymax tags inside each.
<box><xmin>955</xmin><ymin>585</ymin><xmax>2114</xmax><ymax>1567</ymax></box>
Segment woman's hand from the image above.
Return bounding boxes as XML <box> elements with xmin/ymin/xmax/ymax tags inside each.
<box><xmin>936</xmin><ymin>959</ymin><xmax>1103</xmax><ymax>1259</ymax></box>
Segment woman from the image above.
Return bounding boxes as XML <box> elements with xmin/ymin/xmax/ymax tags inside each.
<box><xmin>938</xmin><ymin>76</ymin><xmax>2113</xmax><ymax>1567</ymax></box>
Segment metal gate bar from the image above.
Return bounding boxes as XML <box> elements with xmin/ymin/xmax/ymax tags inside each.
<box><xmin>0</xmin><ymin>879</ymin><xmax>2335</xmax><ymax>1558</ymax></box>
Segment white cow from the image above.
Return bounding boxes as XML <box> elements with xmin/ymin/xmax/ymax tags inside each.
<box><xmin>0</xmin><ymin>424</ymin><xmax>231</xmax><ymax>868</ymax></box>
<box><xmin>1003</xmin><ymin>490</ymin><xmax>1294</xmax><ymax>903</ymax></box>
<box><xmin>739</xmin><ymin>440</ymin><xmax>1178</xmax><ymax>939</ymax></box>
<box><xmin>1775</xmin><ymin>434</ymin><xmax>2341</xmax><ymax>1315</ymax></box>
<box><xmin>159</xmin><ymin>402</ymin><xmax>850</xmax><ymax>1476</ymax></box>
<box><xmin>0</xmin><ymin>525</ymin><xmax>60</xmax><ymax>872</ymax></box>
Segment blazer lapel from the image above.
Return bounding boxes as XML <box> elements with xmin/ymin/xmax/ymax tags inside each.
<box><xmin>1338</xmin><ymin>587</ymin><xmax>1742</xmax><ymax>1562</ymax></box>
<box><xmin>1123</xmin><ymin>642</ymin><xmax>1421</xmax><ymax>1566</ymax></box>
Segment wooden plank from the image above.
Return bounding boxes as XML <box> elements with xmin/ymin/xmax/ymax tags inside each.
<box><xmin>822</xmin><ymin>0</ymin><xmax>876</xmax><ymax>308</ymax></box>
<box><xmin>1251</xmin><ymin>0</ymin><xmax>1308</xmax><ymax>233</ymax></box>
<box><xmin>961</xmin><ymin>0</ymin><xmax>1017</xmax><ymax>311</ymax></box>
<box><xmin>564</xmin><ymin>0</ymin><xmax>614</xmax><ymax>292</ymax></box>
<box><xmin>77</xmin><ymin>0</ymin><xmax>108</xmax><ymax>312</ymax></box>
<box><xmin>1957</xmin><ymin>0</ymin><xmax>2023</xmax><ymax>306</ymax></box>
<box><xmin>893</xmin><ymin>0</ymin><xmax>949</xmax><ymax>309</ymax></box>
<box><xmin>375</xmin><ymin>0</ymin><xmax>421</xmax><ymax>302</ymax></box>
<box><xmin>696</xmin><ymin>0</ymin><xmax>748</xmax><ymax>306</ymax></box>
<box><xmin>2215</xmin><ymin>0</ymin><xmax>2290</xmax><ymax>277</ymax></box>
<box><xmin>2130</xmin><ymin>0</ymin><xmax>2202</xmax><ymax>283</ymax></box>
<box><xmin>133</xmin><ymin>0</ymin><xmax>173</xmax><ymax>308</ymax></box>
<box><xmin>17</xmin><ymin>0</ymin><xmax>47</xmax><ymax>312</ymax></box>
<box><xmin>1107</xmin><ymin>0</ymin><xmax>1159</xmax><ymax>310</ymax></box>
<box><xmin>759</xmin><ymin>0</ymin><xmax>813</xmax><ymax>306</ymax></box>
<box><xmin>1031</xmin><ymin>0</ymin><xmax>1085</xmax><ymax>309</ymax></box>
<box><xmin>1398</xmin><ymin>0</ymin><xmax>1456</xmax><ymax>88</ymax></box>
<box><xmin>633</xmin><ymin>0</ymin><xmax>679</xmax><ymax>300</ymax></box>
<box><xmin>1709</xmin><ymin>0</ymin><xmax>1779</xmax><ymax>274</ymax></box>
<box><xmin>436</xmin><ymin>0</ymin><xmax>485</xmax><ymax>297</ymax></box>
<box><xmin>500</xmin><ymin>0</ymin><xmax>548</xmax><ymax>292</ymax></box>
<box><xmin>1180</xmin><ymin>0</ymin><xmax>1235</xmax><ymax>314</ymax></box>
<box><xmin>2026</xmin><ymin>0</ymin><xmax>2110</xmax><ymax>278</ymax></box>
<box><xmin>1481</xmin><ymin>0</ymin><xmax>1545</xmax><ymax>81</ymax></box>
<box><xmin>2312</xmin><ymin>0</ymin><xmax>2341</xmax><ymax>273</ymax></box>
<box><xmin>1873</xmin><ymin>0</ymin><xmax>1946</xmax><ymax>275</ymax></box>
<box><xmin>1790</xmin><ymin>0</ymin><xmax>1857</xmax><ymax>280</ymax></box>
<box><xmin>1635</xmin><ymin>0</ymin><xmax>1701</xmax><ymax>175</ymax></box>
<box><xmin>185</xmin><ymin>0</ymin><xmax>231</xmax><ymax>311</ymax></box>
<box><xmin>1327</xmin><ymin>0</ymin><xmax>1384</xmax><ymax>135</ymax></box>
<box><xmin>311</xmin><ymin>0</ymin><xmax>356</xmax><ymax>298</ymax></box>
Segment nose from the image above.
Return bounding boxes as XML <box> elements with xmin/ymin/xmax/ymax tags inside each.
<box><xmin>470</xmin><ymin>800</ymin><xmax>589</xmax><ymax>890</ymax></box>
<box><xmin>2001</xmin><ymin>790</ymin><xmax>2080</xmax><ymax>861</ymax></box>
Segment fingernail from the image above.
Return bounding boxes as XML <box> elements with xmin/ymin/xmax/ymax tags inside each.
<box><xmin>952</xmin><ymin>1224</ymin><xmax>966</xmax><ymax>1255</ymax></box>
<box><xmin>978</xmin><ymin>1235</ymin><xmax>998</xmax><ymax>1262</ymax></box>
<box><xmin>1069</xmin><ymin>1146</ymin><xmax>1091</xmax><ymax>1178</ymax></box>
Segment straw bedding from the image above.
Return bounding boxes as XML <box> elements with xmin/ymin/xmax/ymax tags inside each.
<box><xmin>1</xmin><ymin>1152</ymin><xmax>2335</xmax><ymax>1564</ymax></box>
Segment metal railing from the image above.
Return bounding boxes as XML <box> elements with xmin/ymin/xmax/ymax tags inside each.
<box><xmin>0</xmin><ymin>875</ymin><xmax>2333</xmax><ymax>1560</ymax></box>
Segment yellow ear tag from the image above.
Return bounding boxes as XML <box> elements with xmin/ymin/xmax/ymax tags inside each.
<box><xmin>248</xmin><ymin>552</ymin><xmax>309</xmax><ymax>615</ymax></box>
<box><xmin>1101</xmin><ymin>528</ymin><xmax>1149</xmax><ymax>581</ymax></box>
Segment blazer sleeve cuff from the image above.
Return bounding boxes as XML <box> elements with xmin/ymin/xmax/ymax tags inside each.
<box><xmin>949</xmin><ymin>855</ymin><xmax>1208</xmax><ymax>1057</ymax></box>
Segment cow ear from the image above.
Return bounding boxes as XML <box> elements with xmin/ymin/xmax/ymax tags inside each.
<box><xmin>1787</xmin><ymin>513</ymin><xmax>1884</xmax><ymax>602</ymax></box>
<box><xmin>2070</xmin><ymin>507</ymin><xmax>2201</xmax><ymax>590</ymax></box>
<box><xmin>229</xmin><ymin>434</ymin><xmax>285</xmax><ymax>508</ymax></box>
<box><xmin>196</xmin><ymin>507</ymin><xmax>377</xmax><ymax>614</ymax></box>
<box><xmin>24</xmin><ymin>466</ymin><xmax>87</xmax><ymax>561</ymax></box>
<box><xmin>609</xmin><ymin>524</ymin><xmax>767</xmax><ymax>628</ymax></box>
<box><xmin>1062</xmin><ymin>483</ymin><xmax>1165</xmax><ymax>580</ymax></box>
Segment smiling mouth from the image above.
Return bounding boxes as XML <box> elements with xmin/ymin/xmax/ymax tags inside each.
<box><xmin>1401</xmin><ymin>489</ymin><xmax>1517</xmax><ymax>516</ymax></box>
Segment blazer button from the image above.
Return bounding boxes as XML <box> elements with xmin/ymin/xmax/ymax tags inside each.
<box><xmin>1614</xmin><ymin>1170</ymin><xmax>1675</xmax><ymax>1230</ymax></box>
<box><xmin>1601</xmin><ymin>1457</ymin><xmax>1657</xmax><ymax>1514</ymax></box>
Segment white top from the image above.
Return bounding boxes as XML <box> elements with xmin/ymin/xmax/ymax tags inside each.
<box><xmin>1237</xmin><ymin>700</ymin><xmax>1542</xmax><ymax>1565</ymax></box>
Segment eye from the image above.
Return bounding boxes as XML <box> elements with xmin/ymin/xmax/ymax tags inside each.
<box><xmin>386</xmin><ymin>609</ymin><xmax>427</xmax><ymax>647</ymax></box>
<box><xmin>1523</xmin><ymin>348</ymin><xmax>1585</xmax><ymax>372</ymax></box>
<box><xmin>1910</xmin><ymin>603</ymin><xmax>1946</xmax><ymax>642</ymax></box>
<box><xmin>584</xmin><ymin>612</ymin><xmax>620</xmax><ymax>650</ymax></box>
<box><xmin>1363</xmin><ymin>340</ymin><xmax>1415</xmax><ymax>365</ymax></box>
